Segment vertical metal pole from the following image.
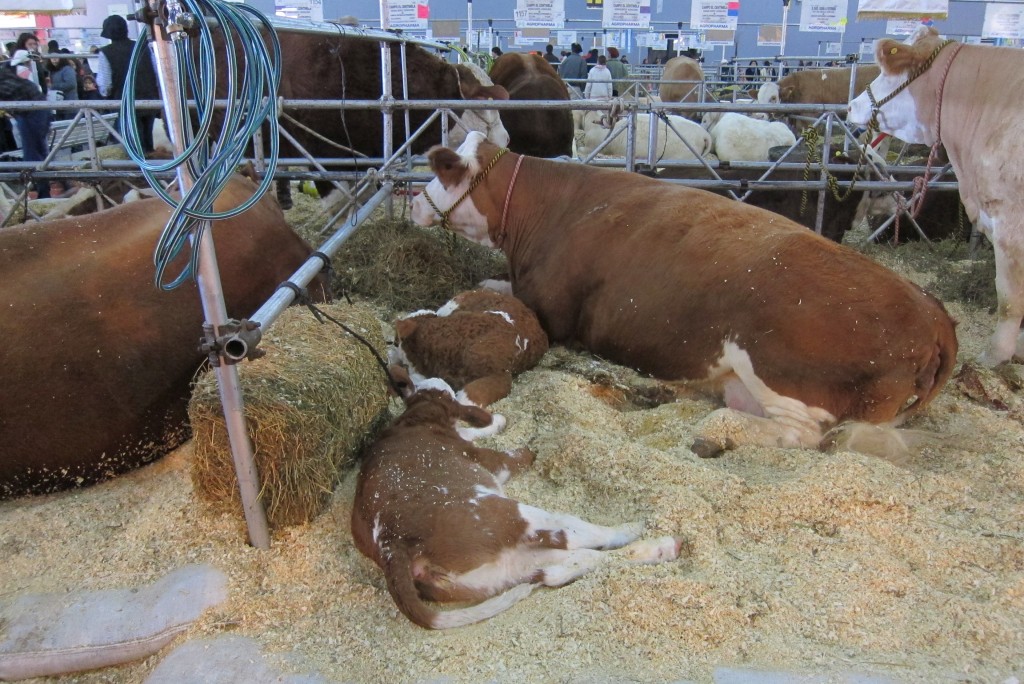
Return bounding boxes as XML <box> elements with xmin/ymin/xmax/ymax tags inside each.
<box><xmin>380</xmin><ymin>39</ymin><xmax>394</xmax><ymax>218</ymax></box>
<box><xmin>150</xmin><ymin>17</ymin><xmax>270</xmax><ymax>549</ymax></box>
<box><xmin>780</xmin><ymin>0</ymin><xmax>790</xmax><ymax>57</ymax></box>
<box><xmin>467</xmin><ymin>0</ymin><xmax>473</xmax><ymax>50</ymax></box>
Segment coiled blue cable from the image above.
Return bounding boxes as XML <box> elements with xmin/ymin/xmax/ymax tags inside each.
<box><xmin>120</xmin><ymin>1</ymin><xmax>282</xmax><ymax>290</ymax></box>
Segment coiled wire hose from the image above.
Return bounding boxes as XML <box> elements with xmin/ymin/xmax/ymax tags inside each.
<box><xmin>120</xmin><ymin>0</ymin><xmax>282</xmax><ymax>290</ymax></box>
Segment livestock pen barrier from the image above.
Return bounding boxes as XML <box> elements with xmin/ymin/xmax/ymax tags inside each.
<box><xmin>0</xmin><ymin>96</ymin><xmax>963</xmax><ymax>241</ymax></box>
<box><xmin>0</xmin><ymin>44</ymin><xmax>968</xmax><ymax>549</ymax></box>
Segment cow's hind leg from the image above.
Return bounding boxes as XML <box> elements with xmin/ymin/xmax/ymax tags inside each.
<box><xmin>979</xmin><ymin>218</ymin><xmax>1024</xmax><ymax>366</ymax></box>
<box><xmin>535</xmin><ymin>537</ymin><xmax>684</xmax><ymax>587</ymax></box>
<box><xmin>517</xmin><ymin>504</ymin><xmax>644</xmax><ymax>550</ymax></box>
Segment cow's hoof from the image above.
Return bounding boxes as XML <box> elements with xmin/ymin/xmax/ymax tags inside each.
<box><xmin>690</xmin><ymin>437</ymin><xmax>725</xmax><ymax>459</ymax></box>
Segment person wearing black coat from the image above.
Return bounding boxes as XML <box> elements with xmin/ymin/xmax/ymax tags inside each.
<box><xmin>96</xmin><ymin>14</ymin><xmax>160</xmax><ymax>153</ymax></box>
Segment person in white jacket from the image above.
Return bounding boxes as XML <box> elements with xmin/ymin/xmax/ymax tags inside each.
<box><xmin>584</xmin><ymin>55</ymin><xmax>613</xmax><ymax>101</ymax></box>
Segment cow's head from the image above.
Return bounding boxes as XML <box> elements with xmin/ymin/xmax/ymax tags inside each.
<box><xmin>412</xmin><ymin>131</ymin><xmax>497</xmax><ymax>247</ymax></box>
<box><xmin>848</xmin><ymin>26</ymin><xmax>947</xmax><ymax>145</ymax></box>
<box><xmin>450</xmin><ymin>64</ymin><xmax>511</xmax><ymax>149</ymax></box>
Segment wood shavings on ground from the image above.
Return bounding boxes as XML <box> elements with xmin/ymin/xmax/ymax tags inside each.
<box><xmin>0</xmin><ymin>230</ymin><xmax>1021</xmax><ymax>683</ymax></box>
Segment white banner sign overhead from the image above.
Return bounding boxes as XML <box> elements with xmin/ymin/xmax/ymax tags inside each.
<box><xmin>690</xmin><ymin>0</ymin><xmax>739</xmax><ymax>32</ymax></box>
<box><xmin>885</xmin><ymin>18</ymin><xmax>931</xmax><ymax>35</ymax></box>
<box><xmin>382</xmin><ymin>0</ymin><xmax>429</xmax><ymax>30</ymax></box>
<box><xmin>635</xmin><ymin>31</ymin><xmax>668</xmax><ymax>49</ymax></box>
<box><xmin>856</xmin><ymin>0</ymin><xmax>948</xmax><ymax>20</ymax></box>
<box><xmin>514</xmin><ymin>0</ymin><xmax>565</xmax><ymax>29</ymax></box>
<box><xmin>556</xmin><ymin>30</ymin><xmax>577</xmax><ymax>45</ymax></box>
<box><xmin>799</xmin><ymin>0</ymin><xmax>849</xmax><ymax>32</ymax></box>
<box><xmin>602</xmin><ymin>0</ymin><xmax>651</xmax><ymax>29</ymax></box>
<box><xmin>982</xmin><ymin>3</ymin><xmax>1024</xmax><ymax>40</ymax></box>
<box><xmin>275</xmin><ymin>0</ymin><xmax>323</xmax><ymax>22</ymax></box>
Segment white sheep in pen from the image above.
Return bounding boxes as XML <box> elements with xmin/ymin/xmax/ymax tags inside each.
<box><xmin>576</xmin><ymin>113</ymin><xmax>713</xmax><ymax>161</ymax></box>
<box><xmin>701</xmin><ymin>111</ymin><xmax>796</xmax><ymax>163</ymax></box>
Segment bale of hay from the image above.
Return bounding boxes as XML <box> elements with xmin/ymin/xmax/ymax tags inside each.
<box><xmin>332</xmin><ymin>216</ymin><xmax>507</xmax><ymax>313</ymax></box>
<box><xmin>285</xmin><ymin>196</ymin><xmax>506</xmax><ymax>315</ymax></box>
<box><xmin>189</xmin><ymin>301</ymin><xmax>390</xmax><ymax>528</ymax></box>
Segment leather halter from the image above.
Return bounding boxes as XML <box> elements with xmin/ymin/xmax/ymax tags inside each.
<box><xmin>495</xmin><ymin>154</ymin><xmax>525</xmax><ymax>248</ymax></box>
<box><xmin>420</xmin><ymin>148</ymin><xmax>508</xmax><ymax>231</ymax></box>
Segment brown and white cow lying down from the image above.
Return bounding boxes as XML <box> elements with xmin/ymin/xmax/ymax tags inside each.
<box><xmin>849</xmin><ymin>27</ymin><xmax>1023</xmax><ymax>366</ymax></box>
<box><xmin>410</xmin><ymin>132</ymin><xmax>958</xmax><ymax>456</ymax></box>
<box><xmin>0</xmin><ymin>174</ymin><xmax>327</xmax><ymax>498</ymax></box>
<box><xmin>351</xmin><ymin>382</ymin><xmax>682</xmax><ymax>629</ymax></box>
<box><xmin>390</xmin><ymin>289</ymin><xmax>549</xmax><ymax>407</ymax></box>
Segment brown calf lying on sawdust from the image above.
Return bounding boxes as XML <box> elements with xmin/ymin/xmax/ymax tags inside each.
<box><xmin>390</xmin><ymin>288</ymin><xmax>548</xmax><ymax>407</ymax></box>
<box><xmin>351</xmin><ymin>383</ymin><xmax>683</xmax><ymax>629</ymax></box>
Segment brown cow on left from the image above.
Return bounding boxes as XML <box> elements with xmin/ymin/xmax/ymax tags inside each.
<box><xmin>0</xmin><ymin>174</ymin><xmax>326</xmax><ymax>498</ymax></box>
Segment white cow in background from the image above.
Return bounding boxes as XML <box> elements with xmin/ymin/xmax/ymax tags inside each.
<box><xmin>701</xmin><ymin>112</ymin><xmax>796</xmax><ymax>163</ymax></box>
<box><xmin>576</xmin><ymin>113</ymin><xmax>713</xmax><ymax>161</ymax></box>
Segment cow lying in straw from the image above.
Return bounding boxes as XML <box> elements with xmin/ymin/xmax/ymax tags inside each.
<box><xmin>390</xmin><ymin>289</ymin><xmax>549</xmax><ymax>406</ymax></box>
<box><xmin>351</xmin><ymin>381</ymin><xmax>683</xmax><ymax>629</ymax></box>
<box><xmin>410</xmin><ymin>132</ymin><xmax>958</xmax><ymax>459</ymax></box>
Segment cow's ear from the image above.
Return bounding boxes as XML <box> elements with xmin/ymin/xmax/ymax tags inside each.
<box><xmin>875</xmin><ymin>38</ymin><xmax>916</xmax><ymax>75</ymax></box>
<box><xmin>478</xmin><ymin>84</ymin><xmax>509</xmax><ymax>101</ymax></box>
<box><xmin>427</xmin><ymin>145</ymin><xmax>468</xmax><ymax>187</ymax></box>
<box><xmin>779</xmin><ymin>84</ymin><xmax>797</xmax><ymax>102</ymax></box>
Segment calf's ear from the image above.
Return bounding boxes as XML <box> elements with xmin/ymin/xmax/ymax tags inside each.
<box><xmin>393</xmin><ymin>317</ymin><xmax>419</xmax><ymax>342</ymax></box>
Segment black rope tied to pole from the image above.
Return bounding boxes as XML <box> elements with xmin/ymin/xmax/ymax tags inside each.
<box><xmin>276</xmin><ymin>281</ymin><xmax>404</xmax><ymax>397</ymax></box>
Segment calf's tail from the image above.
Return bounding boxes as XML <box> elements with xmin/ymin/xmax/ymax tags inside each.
<box><xmin>383</xmin><ymin>545</ymin><xmax>536</xmax><ymax>630</ymax></box>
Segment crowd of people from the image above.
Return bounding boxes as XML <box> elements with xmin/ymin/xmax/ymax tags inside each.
<box><xmin>0</xmin><ymin>16</ymin><xmax>159</xmax><ymax>200</ymax></box>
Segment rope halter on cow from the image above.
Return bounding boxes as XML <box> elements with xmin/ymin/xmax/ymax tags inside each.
<box><xmin>420</xmin><ymin>147</ymin><xmax>508</xmax><ymax>231</ymax></box>
<box><xmin>864</xmin><ymin>38</ymin><xmax>963</xmax><ymax>241</ymax></box>
<box><xmin>864</xmin><ymin>38</ymin><xmax>957</xmax><ymax>136</ymax></box>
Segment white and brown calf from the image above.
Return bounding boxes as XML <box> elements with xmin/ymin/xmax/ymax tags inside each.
<box><xmin>390</xmin><ymin>289</ymin><xmax>549</xmax><ymax>407</ymax></box>
<box><xmin>351</xmin><ymin>386</ymin><xmax>682</xmax><ymax>629</ymax></box>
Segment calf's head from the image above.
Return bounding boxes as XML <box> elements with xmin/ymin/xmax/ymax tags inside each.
<box><xmin>412</xmin><ymin>131</ymin><xmax>498</xmax><ymax>247</ymax></box>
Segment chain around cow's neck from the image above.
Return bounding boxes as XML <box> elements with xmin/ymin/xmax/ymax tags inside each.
<box><xmin>421</xmin><ymin>147</ymin><xmax>508</xmax><ymax>231</ymax></box>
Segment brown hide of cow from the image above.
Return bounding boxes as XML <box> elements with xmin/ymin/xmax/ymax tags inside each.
<box><xmin>488</xmin><ymin>53</ymin><xmax>573</xmax><ymax>157</ymax></box>
<box><xmin>0</xmin><ymin>175</ymin><xmax>328</xmax><ymax>497</ymax></box>
<box><xmin>656</xmin><ymin>164</ymin><xmax>863</xmax><ymax>243</ymax></box>
<box><xmin>393</xmin><ymin>289</ymin><xmax>549</xmax><ymax>406</ymax></box>
<box><xmin>425</xmin><ymin>139</ymin><xmax>957</xmax><ymax>427</ymax></box>
<box><xmin>778</xmin><ymin>65</ymin><xmax>881</xmax><ymax>104</ymax></box>
<box><xmin>211</xmin><ymin>30</ymin><xmax>507</xmax><ymax>200</ymax></box>
<box><xmin>659</xmin><ymin>56</ymin><xmax>704</xmax><ymax>104</ymax></box>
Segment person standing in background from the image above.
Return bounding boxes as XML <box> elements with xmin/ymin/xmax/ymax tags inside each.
<box><xmin>557</xmin><ymin>43</ymin><xmax>588</xmax><ymax>94</ymax></box>
<box><xmin>605</xmin><ymin>47</ymin><xmax>628</xmax><ymax>97</ymax></box>
<box><xmin>543</xmin><ymin>44</ymin><xmax>559</xmax><ymax>65</ymax></box>
<box><xmin>96</xmin><ymin>14</ymin><xmax>159</xmax><ymax>154</ymax></box>
<box><xmin>46</xmin><ymin>53</ymin><xmax>78</xmax><ymax>118</ymax></box>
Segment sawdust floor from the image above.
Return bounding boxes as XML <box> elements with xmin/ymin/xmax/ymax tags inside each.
<box><xmin>1</xmin><ymin>241</ymin><xmax>1022</xmax><ymax>684</ymax></box>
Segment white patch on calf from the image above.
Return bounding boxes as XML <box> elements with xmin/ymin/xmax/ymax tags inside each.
<box><xmin>435</xmin><ymin>300</ymin><xmax>460</xmax><ymax>317</ymax></box>
<box><xmin>486</xmin><ymin>310</ymin><xmax>515</xmax><ymax>326</ymax></box>
<box><xmin>457</xmin><ymin>413</ymin><xmax>506</xmax><ymax>442</ymax></box>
